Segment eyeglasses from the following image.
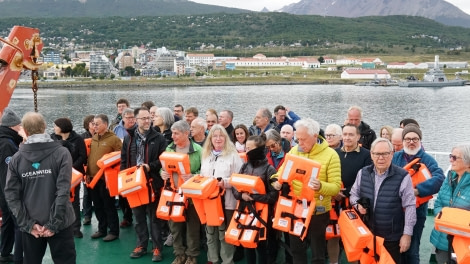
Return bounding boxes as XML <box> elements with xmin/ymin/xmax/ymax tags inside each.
<box><xmin>371</xmin><ymin>152</ymin><xmax>392</xmax><ymax>158</ymax></box>
<box><xmin>267</xmin><ymin>143</ymin><xmax>278</xmax><ymax>149</ymax></box>
<box><xmin>137</xmin><ymin>117</ymin><xmax>151</xmax><ymax>121</ymax></box>
<box><xmin>325</xmin><ymin>134</ymin><xmax>337</xmax><ymax>138</ymax></box>
<box><xmin>123</xmin><ymin>116</ymin><xmax>135</xmax><ymax>119</ymax></box>
<box><xmin>404</xmin><ymin>137</ymin><xmax>420</xmax><ymax>143</ymax></box>
<box><xmin>449</xmin><ymin>154</ymin><xmax>462</xmax><ymax>161</ymax></box>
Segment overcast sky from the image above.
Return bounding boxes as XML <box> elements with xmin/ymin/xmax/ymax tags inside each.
<box><xmin>191</xmin><ymin>0</ymin><xmax>470</xmax><ymax>15</ymax></box>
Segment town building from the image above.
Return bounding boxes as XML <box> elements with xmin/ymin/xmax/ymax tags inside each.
<box><xmin>341</xmin><ymin>68</ymin><xmax>391</xmax><ymax>79</ymax></box>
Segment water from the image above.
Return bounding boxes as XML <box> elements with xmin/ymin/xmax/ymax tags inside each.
<box><xmin>9</xmin><ymin>84</ymin><xmax>470</xmax><ymax>166</ymax></box>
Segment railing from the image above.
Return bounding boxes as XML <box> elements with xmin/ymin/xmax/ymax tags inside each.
<box><xmin>425</xmin><ymin>151</ymin><xmax>451</xmax><ymax>212</ymax></box>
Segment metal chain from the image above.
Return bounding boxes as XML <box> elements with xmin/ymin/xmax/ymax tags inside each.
<box><xmin>32</xmin><ymin>69</ymin><xmax>39</xmax><ymax>112</ymax></box>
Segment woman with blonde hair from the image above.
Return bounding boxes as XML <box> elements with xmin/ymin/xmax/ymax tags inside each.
<box><xmin>200</xmin><ymin>124</ymin><xmax>243</xmax><ymax>264</ymax></box>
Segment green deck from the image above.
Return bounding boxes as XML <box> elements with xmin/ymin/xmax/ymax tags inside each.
<box><xmin>38</xmin><ymin>214</ymin><xmax>438</xmax><ymax>264</ymax></box>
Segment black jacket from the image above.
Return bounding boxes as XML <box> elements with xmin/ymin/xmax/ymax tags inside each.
<box><xmin>0</xmin><ymin>126</ymin><xmax>23</xmax><ymax>202</ymax></box>
<box><xmin>121</xmin><ymin>127</ymin><xmax>168</xmax><ymax>190</ymax></box>
<box><xmin>358</xmin><ymin>121</ymin><xmax>377</xmax><ymax>150</ymax></box>
<box><xmin>5</xmin><ymin>140</ymin><xmax>75</xmax><ymax>234</ymax></box>
<box><xmin>51</xmin><ymin>130</ymin><xmax>87</xmax><ymax>174</ymax></box>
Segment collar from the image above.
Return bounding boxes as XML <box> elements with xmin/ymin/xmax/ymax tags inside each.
<box><xmin>340</xmin><ymin>144</ymin><xmax>360</xmax><ymax>153</ymax></box>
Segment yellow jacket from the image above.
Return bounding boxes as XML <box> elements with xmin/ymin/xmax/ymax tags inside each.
<box><xmin>272</xmin><ymin>136</ymin><xmax>341</xmax><ymax>214</ymax></box>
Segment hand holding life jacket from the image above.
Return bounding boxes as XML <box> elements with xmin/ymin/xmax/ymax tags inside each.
<box><xmin>159</xmin><ymin>151</ymin><xmax>191</xmax><ymax>189</ymax></box>
<box><xmin>88</xmin><ymin>151</ymin><xmax>121</xmax><ymax>189</ymax></box>
<box><xmin>118</xmin><ymin>166</ymin><xmax>154</xmax><ymax>208</ymax></box>
<box><xmin>403</xmin><ymin>158</ymin><xmax>433</xmax><ymax>207</ymax></box>
<box><xmin>272</xmin><ymin>154</ymin><xmax>321</xmax><ymax>240</ymax></box>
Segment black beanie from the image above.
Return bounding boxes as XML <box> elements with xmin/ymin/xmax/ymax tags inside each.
<box><xmin>54</xmin><ymin>118</ymin><xmax>73</xmax><ymax>133</ymax></box>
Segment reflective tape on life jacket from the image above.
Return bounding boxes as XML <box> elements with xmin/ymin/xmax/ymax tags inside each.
<box><xmin>325</xmin><ymin>200</ymin><xmax>340</xmax><ymax>240</ymax></box>
<box><xmin>453</xmin><ymin>236</ymin><xmax>470</xmax><ymax>264</ymax></box>
<box><xmin>225</xmin><ymin>200</ymin><xmax>268</xmax><ymax>248</ymax></box>
<box><xmin>71</xmin><ymin>168</ymin><xmax>83</xmax><ymax>191</ymax></box>
<box><xmin>180</xmin><ymin>175</ymin><xmax>218</xmax><ymax>199</ymax></box>
<box><xmin>118</xmin><ymin>166</ymin><xmax>154</xmax><ymax>208</ymax></box>
<box><xmin>403</xmin><ymin>157</ymin><xmax>433</xmax><ymax>207</ymax></box>
<box><xmin>230</xmin><ymin>173</ymin><xmax>266</xmax><ymax>195</ymax></box>
<box><xmin>97</xmin><ymin>151</ymin><xmax>121</xmax><ymax>169</ymax></box>
<box><xmin>160</xmin><ymin>152</ymin><xmax>190</xmax><ymax>189</ymax></box>
<box><xmin>192</xmin><ymin>187</ymin><xmax>225</xmax><ymax>226</ymax></box>
<box><xmin>272</xmin><ymin>195</ymin><xmax>316</xmax><ymax>240</ymax></box>
<box><xmin>156</xmin><ymin>187</ymin><xmax>187</xmax><ymax>222</ymax></box>
<box><xmin>338</xmin><ymin>209</ymin><xmax>373</xmax><ymax>251</ymax></box>
<box><xmin>277</xmin><ymin>153</ymin><xmax>321</xmax><ymax>201</ymax></box>
<box><xmin>435</xmin><ymin>207</ymin><xmax>470</xmax><ymax>238</ymax></box>
<box><xmin>104</xmin><ymin>164</ymin><xmax>120</xmax><ymax>197</ymax></box>
<box><xmin>84</xmin><ymin>138</ymin><xmax>91</xmax><ymax>157</ymax></box>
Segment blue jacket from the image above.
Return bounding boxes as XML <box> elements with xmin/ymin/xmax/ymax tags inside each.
<box><xmin>271</xmin><ymin>110</ymin><xmax>301</xmax><ymax>130</ymax></box>
<box><xmin>392</xmin><ymin>148</ymin><xmax>444</xmax><ymax>198</ymax></box>
<box><xmin>430</xmin><ymin>170</ymin><xmax>470</xmax><ymax>250</ymax></box>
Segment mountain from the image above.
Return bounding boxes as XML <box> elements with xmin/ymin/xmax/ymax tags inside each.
<box><xmin>280</xmin><ymin>0</ymin><xmax>470</xmax><ymax>28</ymax></box>
<box><xmin>0</xmin><ymin>0</ymin><xmax>248</xmax><ymax>18</ymax></box>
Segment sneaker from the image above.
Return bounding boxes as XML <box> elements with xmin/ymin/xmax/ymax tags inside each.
<box><xmin>152</xmin><ymin>248</ymin><xmax>163</xmax><ymax>262</ymax></box>
<box><xmin>130</xmin><ymin>246</ymin><xmax>147</xmax><ymax>258</ymax></box>
<box><xmin>83</xmin><ymin>217</ymin><xmax>91</xmax><ymax>225</ymax></box>
<box><xmin>90</xmin><ymin>231</ymin><xmax>106</xmax><ymax>239</ymax></box>
<box><xmin>184</xmin><ymin>256</ymin><xmax>197</xmax><ymax>264</ymax></box>
<box><xmin>120</xmin><ymin>219</ymin><xmax>132</xmax><ymax>228</ymax></box>
<box><xmin>102</xmin><ymin>234</ymin><xmax>119</xmax><ymax>242</ymax></box>
<box><xmin>171</xmin><ymin>255</ymin><xmax>186</xmax><ymax>264</ymax></box>
<box><xmin>164</xmin><ymin>234</ymin><xmax>173</xmax><ymax>247</ymax></box>
<box><xmin>73</xmin><ymin>230</ymin><xmax>83</xmax><ymax>238</ymax></box>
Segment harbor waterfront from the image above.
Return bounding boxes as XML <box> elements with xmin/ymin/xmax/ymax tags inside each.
<box><xmin>7</xmin><ymin>84</ymin><xmax>468</xmax><ymax>263</ymax></box>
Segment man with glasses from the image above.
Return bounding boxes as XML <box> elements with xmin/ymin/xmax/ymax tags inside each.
<box><xmin>391</xmin><ymin>124</ymin><xmax>444</xmax><ymax>264</ymax></box>
<box><xmin>121</xmin><ymin>107</ymin><xmax>168</xmax><ymax>261</ymax></box>
<box><xmin>350</xmin><ymin>138</ymin><xmax>416</xmax><ymax>264</ymax></box>
<box><xmin>87</xmin><ymin>114</ymin><xmax>122</xmax><ymax>242</ymax></box>
<box><xmin>324</xmin><ymin>123</ymin><xmax>343</xmax><ymax>149</ymax></box>
<box><xmin>271</xmin><ymin>105</ymin><xmax>301</xmax><ymax>131</ymax></box>
<box><xmin>173</xmin><ymin>104</ymin><xmax>184</xmax><ymax>120</ymax></box>
<box><xmin>113</xmin><ymin>108</ymin><xmax>137</xmax><ymax>140</ymax></box>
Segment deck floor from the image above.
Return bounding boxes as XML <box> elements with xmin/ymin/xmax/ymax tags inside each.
<box><xmin>38</xmin><ymin>214</ymin><xmax>436</xmax><ymax>264</ymax></box>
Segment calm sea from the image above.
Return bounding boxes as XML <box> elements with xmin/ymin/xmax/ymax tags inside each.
<box><xmin>9</xmin><ymin>84</ymin><xmax>470</xmax><ymax>167</ymax></box>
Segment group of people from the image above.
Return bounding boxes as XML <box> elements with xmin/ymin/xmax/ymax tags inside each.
<box><xmin>0</xmin><ymin>100</ymin><xmax>468</xmax><ymax>264</ymax></box>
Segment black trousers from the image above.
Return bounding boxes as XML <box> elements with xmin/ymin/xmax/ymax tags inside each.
<box><xmin>22</xmin><ymin>225</ymin><xmax>76</xmax><ymax>264</ymax></box>
<box><xmin>119</xmin><ymin>195</ymin><xmax>133</xmax><ymax>223</ymax></box>
<box><xmin>0</xmin><ymin>198</ymin><xmax>22</xmax><ymax>262</ymax></box>
<box><xmin>71</xmin><ymin>184</ymin><xmax>81</xmax><ymax>232</ymax></box>
<box><xmin>90</xmin><ymin>179</ymin><xmax>119</xmax><ymax>235</ymax></box>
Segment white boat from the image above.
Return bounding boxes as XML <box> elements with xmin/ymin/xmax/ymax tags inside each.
<box><xmin>398</xmin><ymin>55</ymin><xmax>467</xmax><ymax>87</ymax></box>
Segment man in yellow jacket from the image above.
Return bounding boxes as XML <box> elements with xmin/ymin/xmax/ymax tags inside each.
<box><xmin>273</xmin><ymin>118</ymin><xmax>341</xmax><ymax>264</ymax></box>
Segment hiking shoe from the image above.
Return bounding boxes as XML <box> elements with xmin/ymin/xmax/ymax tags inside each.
<box><xmin>171</xmin><ymin>255</ymin><xmax>186</xmax><ymax>264</ymax></box>
<box><xmin>164</xmin><ymin>234</ymin><xmax>173</xmax><ymax>247</ymax></box>
<box><xmin>90</xmin><ymin>231</ymin><xmax>106</xmax><ymax>239</ymax></box>
<box><xmin>120</xmin><ymin>219</ymin><xmax>132</xmax><ymax>228</ymax></box>
<box><xmin>152</xmin><ymin>248</ymin><xmax>163</xmax><ymax>262</ymax></box>
<box><xmin>83</xmin><ymin>217</ymin><xmax>91</xmax><ymax>225</ymax></box>
<box><xmin>184</xmin><ymin>256</ymin><xmax>197</xmax><ymax>264</ymax></box>
<box><xmin>102</xmin><ymin>234</ymin><xmax>118</xmax><ymax>242</ymax></box>
<box><xmin>130</xmin><ymin>246</ymin><xmax>147</xmax><ymax>258</ymax></box>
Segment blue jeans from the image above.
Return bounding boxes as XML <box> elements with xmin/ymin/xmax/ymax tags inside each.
<box><xmin>402</xmin><ymin>203</ymin><xmax>427</xmax><ymax>264</ymax></box>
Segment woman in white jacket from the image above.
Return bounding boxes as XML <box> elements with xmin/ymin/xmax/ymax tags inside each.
<box><xmin>200</xmin><ymin>124</ymin><xmax>243</xmax><ymax>264</ymax></box>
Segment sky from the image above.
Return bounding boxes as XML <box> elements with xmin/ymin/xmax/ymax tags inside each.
<box><xmin>191</xmin><ymin>0</ymin><xmax>470</xmax><ymax>15</ymax></box>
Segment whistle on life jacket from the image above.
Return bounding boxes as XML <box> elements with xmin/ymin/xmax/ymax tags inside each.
<box><xmin>403</xmin><ymin>158</ymin><xmax>433</xmax><ymax>207</ymax></box>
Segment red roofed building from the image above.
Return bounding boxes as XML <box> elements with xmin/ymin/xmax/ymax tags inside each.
<box><xmin>341</xmin><ymin>68</ymin><xmax>391</xmax><ymax>79</ymax></box>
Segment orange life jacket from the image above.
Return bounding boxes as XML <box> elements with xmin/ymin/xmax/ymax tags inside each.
<box><xmin>453</xmin><ymin>236</ymin><xmax>470</xmax><ymax>264</ymax></box>
<box><xmin>403</xmin><ymin>158</ymin><xmax>433</xmax><ymax>207</ymax></box>
<box><xmin>156</xmin><ymin>181</ymin><xmax>187</xmax><ymax>222</ymax></box>
<box><xmin>118</xmin><ymin>166</ymin><xmax>154</xmax><ymax>208</ymax></box>
<box><xmin>435</xmin><ymin>207</ymin><xmax>470</xmax><ymax>238</ymax></box>
<box><xmin>180</xmin><ymin>175</ymin><xmax>224</xmax><ymax>226</ymax></box>
<box><xmin>160</xmin><ymin>152</ymin><xmax>190</xmax><ymax>189</ymax></box>
<box><xmin>225</xmin><ymin>200</ymin><xmax>268</xmax><ymax>248</ymax></box>
<box><xmin>325</xmin><ymin>199</ymin><xmax>340</xmax><ymax>240</ymax></box>
<box><xmin>70</xmin><ymin>168</ymin><xmax>83</xmax><ymax>202</ymax></box>
<box><xmin>359</xmin><ymin>235</ymin><xmax>395</xmax><ymax>264</ymax></box>
<box><xmin>229</xmin><ymin>173</ymin><xmax>266</xmax><ymax>195</ymax></box>
<box><xmin>88</xmin><ymin>151</ymin><xmax>121</xmax><ymax>189</ymax></box>
<box><xmin>84</xmin><ymin>138</ymin><xmax>92</xmax><ymax>157</ymax></box>
<box><xmin>104</xmin><ymin>164</ymin><xmax>120</xmax><ymax>197</ymax></box>
<box><xmin>338</xmin><ymin>209</ymin><xmax>374</xmax><ymax>261</ymax></box>
<box><xmin>238</xmin><ymin>152</ymin><xmax>247</xmax><ymax>162</ymax></box>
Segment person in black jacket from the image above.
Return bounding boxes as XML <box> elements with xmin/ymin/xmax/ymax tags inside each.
<box><xmin>345</xmin><ymin>105</ymin><xmax>377</xmax><ymax>150</ymax></box>
<box><xmin>5</xmin><ymin>112</ymin><xmax>76</xmax><ymax>264</ymax></box>
<box><xmin>233</xmin><ymin>134</ymin><xmax>278</xmax><ymax>264</ymax></box>
<box><xmin>0</xmin><ymin>108</ymin><xmax>24</xmax><ymax>263</ymax></box>
<box><xmin>121</xmin><ymin>107</ymin><xmax>168</xmax><ymax>262</ymax></box>
<box><xmin>51</xmin><ymin>117</ymin><xmax>87</xmax><ymax>239</ymax></box>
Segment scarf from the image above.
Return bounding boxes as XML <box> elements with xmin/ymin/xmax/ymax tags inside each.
<box><xmin>25</xmin><ymin>133</ymin><xmax>54</xmax><ymax>144</ymax></box>
<box><xmin>135</xmin><ymin>129</ymin><xmax>148</xmax><ymax>165</ymax></box>
<box><xmin>247</xmin><ymin>146</ymin><xmax>266</xmax><ymax>162</ymax></box>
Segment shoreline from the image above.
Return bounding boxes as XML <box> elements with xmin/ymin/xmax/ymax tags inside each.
<box><xmin>16</xmin><ymin>79</ymin><xmax>350</xmax><ymax>89</ymax></box>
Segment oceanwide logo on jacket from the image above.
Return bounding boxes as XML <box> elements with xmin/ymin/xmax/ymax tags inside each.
<box><xmin>21</xmin><ymin>162</ymin><xmax>51</xmax><ymax>178</ymax></box>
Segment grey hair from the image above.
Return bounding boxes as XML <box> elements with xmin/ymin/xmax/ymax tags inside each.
<box><xmin>348</xmin><ymin>105</ymin><xmax>363</xmax><ymax>118</ymax></box>
<box><xmin>265</xmin><ymin>129</ymin><xmax>282</xmax><ymax>143</ymax></box>
<box><xmin>122</xmin><ymin>108</ymin><xmax>134</xmax><ymax>117</ymax></box>
<box><xmin>259</xmin><ymin>108</ymin><xmax>272</xmax><ymax>119</ymax></box>
<box><xmin>192</xmin><ymin>117</ymin><xmax>207</xmax><ymax>130</ymax></box>
<box><xmin>371</xmin><ymin>137</ymin><xmax>393</xmax><ymax>152</ymax></box>
<box><xmin>294</xmin><ymin>118</ymin><xmax>320</xmax><ymax>136</ymax></box>
<box><xmin>325</xmin><ymin>123</ymin><xmax>342</xmax><ymax>136</ymax></box>
<box><xmin>452</xmin><ymin>144</ymin><xmax>470</xmax><ymax>166</ymax></box>
<box><xmin>171</xmin><ymin>120</ymin><xmax>190</xmax><ymax>133</ymax></box>
<box><xmin>156</xmin><ymin>107</ymin><xmax>175</xmax><ymax>129</ymax></box>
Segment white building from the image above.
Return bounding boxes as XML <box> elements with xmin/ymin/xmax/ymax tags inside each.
<box><xmin>387</xmin><ymin>62</ymin><xmax>428</xmax><ymax>69</ymax></box>
<box><xmin>341</xmin><ymin>68</ymin><xmax>391</xmax><ymax>79</ymax></box>
<box><xmin>186</xmin><ymin>53</ymin><xmax>215</xmax><ymax>67</ymax></box>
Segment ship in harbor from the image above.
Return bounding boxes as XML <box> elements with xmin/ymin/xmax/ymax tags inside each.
<box><xmin>398</xmin><ymin>55</ymin><xmax>467</xmax><ymax>87</ymax></box>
